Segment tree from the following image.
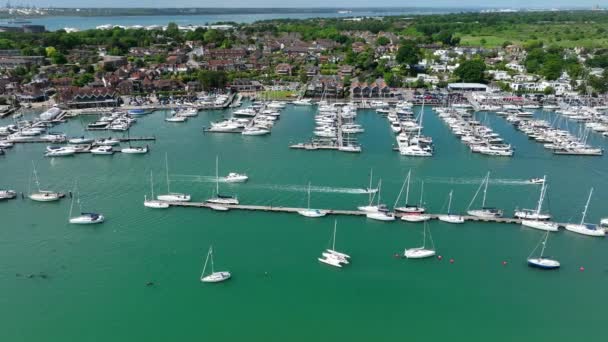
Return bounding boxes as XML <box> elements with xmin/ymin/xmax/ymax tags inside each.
<box><xmin>376</xmin><ymin>36</ymin><xmax>390</xmax><ymax>46</ymax></box>
<box><xmin>454</xmin><ymin>59</ymin><xmax>486</xmax><ymax>83</ymax></box>
<box><xmin>396</xmin><ymin>40</ymin><xmax>421</xmax><ymax>74</ymax></box>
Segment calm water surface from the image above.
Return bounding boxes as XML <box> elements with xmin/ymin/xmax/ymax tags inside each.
<box><xmin>0</xmin><ymin>105</ymin><xmax>607</xmax><ymax>341</ymax></box>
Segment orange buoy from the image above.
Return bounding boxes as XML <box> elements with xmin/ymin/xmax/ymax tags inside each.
<box><xmin>502</xmin><ymin>261</ymin><xmax>508</xmax><ymax>266</ymax></box>
<box><xmin>580</xmin><ymin>266</ymin><xmax>585</xmax><ymax>272</ymax></box>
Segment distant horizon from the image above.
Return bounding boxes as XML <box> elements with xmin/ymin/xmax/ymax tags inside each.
<box><xmin>2</xmin><ymin>2</ymin><xmax>604</xmax><ymax>10</ymax></box>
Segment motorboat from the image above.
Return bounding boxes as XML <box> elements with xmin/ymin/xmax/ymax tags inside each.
<box><xmin>200</xmin><ymin>246</ymin><xmax>231</xmax><ymax>283</ymax></box>
<box><xmin>242</xmin><ymin>126</ymin><xmax>270</xmax><ymax>136</ymax></box>
<box><xmin>224</xmin><ymin>173</ymin><xmax>248</xmax><ymax>183</ymax></box>
<box><xmin>90</xmin><ymin>145</ymin><xmax>114</xmax><ymax>155</ymax></box>
<box><xmin>69</xmin><ymin>212</ymin><xmax>105</xmax><ymax>224</ymax></box>
<box><xmin>528</xmin><ymin>178</ymin><xmax>545</xmax><ymax>184</ymax></box>
<box><xmin>95</xmin><ymin>138</ymin><xmax>120</xmax><ymax>146</ymax></box>
<box><xmin>165</xmin><ymin>115</ymin><xmax>187</xmax><ymax>122</ymax></box>
<box><xmin>45</xmin><ymin>146</ymin><xmax>76</xmax><ymax>157</ymax></box>
<box><xmin>68</xmin><ymin>137</ymin><xmax>94</xmax><ymax>144</ymax></box>
<box><xmin>292</xmin><ymin>99</ymin><xmax>313</xmax><ymax>106</ymax></box>
<box><xmin>0</xmin><ymin>189</ymin><xmax>17</xmax><ymax>200</ymax></box>
<box><xmin>0</xmin><ymin>141</ymin><xmax>13</xmax><ymax>148</ymax></box>
<box><xmin>208</xmin><ymin>204</ymin><xmax>230</xmax><ymax>211</ymax></box>
<box><xmin>121</xmin><ymin>146</ymin><xmax>148</xmax><ymax>154</ymax></box>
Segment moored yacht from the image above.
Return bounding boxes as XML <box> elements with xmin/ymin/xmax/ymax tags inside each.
<box><xmin>564</xmin><ymin>188</ymin><xmax>605</xmax><ymax>237</ymax></box>
<box><xmin>438</xmin><ymin>190</ymin><xmax>465</xmax><ymax>224</ymax></box>
<box><xmin>466</xmin><ymin>172</ymin><xmax>503</xmax><ymax>218</ymax></box>
<box><xmin>207</xmin><ymin>156</ymin><xmax>239</xmax><ymax>205</ymax></box>
<box><xmin>157</xmin><ymin>154</ymin><xmax>191</xmax><ymax>202</ymax></box>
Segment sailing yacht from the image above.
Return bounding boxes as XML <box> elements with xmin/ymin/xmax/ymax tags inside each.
<box><xmin>298</xmin><ymin>182</ymin><xmax>327</xmax><ymax>218</ymax></box>
<box><xmin>394</xmin><ymin>170</ymin><xmax>426</xmax><ymax>214</ymax></box>
<box><xmin>157</xmin><ymin>153</ymin><xmax>191</xmax><ymax>202</ymax></box>
<box><xmin>318</xmin><ymin>220</ymin><xmax>350</xmax><ymax>267</ymax></box>
<box><xmin>357</xmin><ymin>170</ymin><xmax>387</xmax><ymax>213</ymax></box>
<box><xmin>121</xmin><ymin>128</ymin><xmax>149</xmax><ymax>154</ymax></box>
<box><xmin>515</xmin><ymin>176</ymin><xmax>552</xmax><ymax>220</ymax></box>
<box><xmin>466</xmin><ymin>172</ymin><xmax>503</xmax><ymax>218</ymax></box>
<box><xmin>527</xmin><ymin>231</ymin><xmax>560</xmax><ymax>269</ymax></box>
<box><xmin>28</xmin><ymin>162</ymin><xmax>64</xmax><ymax>202</ymax></box>
<box><xmin>206</xmin><ymin>156</ymin><xmax>239</xmax><ymax>205</ymax></box>
<box><xmin>68</xmin><ymin>182</ymin><xmax>104</xmax><ymax>224</ymax></box>
<box><xmin>404</xmin><ymin>222</ymin><xmax>436</xmax><ymax>259</ymax></box>
<box><xmin>200</xmin><ymin>246</ymin><xmax>231</xmax><ymax>283</ymax></box>
<box><xmin>438</xmin><ymin>190</ymin><xmax>465</xmax><ymax>224</ymax></box>
<box><xmin>365</xmin><ymin>180</ymin><xmax>395</xmax><ymax>221</ymax></box>
<box><xmin>564</xmin><ymin>188</ymin><xmax>605</xmax><ymax>237</ymax></box>
<box><xmin>144</xmin><ymin>171</ymin><xmax>169</xmax><ymax>209</ymax></box>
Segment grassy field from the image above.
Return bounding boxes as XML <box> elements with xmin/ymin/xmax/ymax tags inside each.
<box><xmin>257</xmin><ymin>90</ymin><xmax>297</xmax><ymax>100</ymax></box>
<box><xmin>456</xmin><ymin>23</ymin><xmax>608</xmax><ymax>49</ymax></box>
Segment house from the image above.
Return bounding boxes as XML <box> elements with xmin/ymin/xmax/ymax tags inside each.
<box><xmin>487</xmin><ymin>70</ymin><xmax>511</xmax><ymax>81</ymax></box>
<box><xmin>275</xmin><ymin>63</ymin><xmax>293</xmax><ymax>76</ymax></box>
<box><xmin>306</xmin><ymin>66</ymin><xmax>319</xmax><ymax>77</ymax></box>
<box><xmin>230</xmin><ymin>79</ymin><xmax>263</xmax><ymax>92</ymax></box>
<box><xmin>351</xmin><ymin>42</ymin><xmax>366</xmax><ymax>53</ymax></box>
<box><xmin>57</xmin><ymin>87</ymin><xmax>122</xmax><ymax>108</ymax></box>
<box><xmin>305</xmin><ymin>75</ymin><xmax>344</xmax><ymax>98</ymax></box>
<box><xmin>505</xmin><ymin>62</ymin><xmax>526</xmax><ymax>73</ymax></box>
<box><xmin>99</xmin><ymin>55</ymin><xmax>127</xmax><ymax>70</ymax></box>
<box><xmin>339</xmin><ymin>65</ymin><xmax>354</xmax><ymax>77</ymax></box>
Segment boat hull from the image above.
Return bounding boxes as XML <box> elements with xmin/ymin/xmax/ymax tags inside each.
<box><xmin>438</xmin><ymin>215</ymin><xmax>465</xmax><ymax>224</ymax></box>
<box><xmin>206</xmin><ymin>197</ymin><xmax>239</xmax><ymax>205</ymax></box>
<box><xmin>521</xmin><ymin>220</ymin><xmax>559</xmax><ymax>231</ymax></box>
<box><xmin>298</xmin><ymin>209</ymin><xmax>327</xmax><ymax>218</ymax></box>
<box><xmin>527</xmin><ymin>258</ymin><xmax>560</xmax><ymax>269</ymax></box>
<box><xmin>564</xmin><ymin>224</ymin><xmax>605</xmax><ymax>237</ymax></box>
<box><xmin>144</xmin><ymin>200</ymin><xmax>170</xmax><ymax>209</ymax></box>
<box><xmin>29</xmin><ymin>193</ymin><xmax>62</xmax><ymax>202</ymax></box>
<box><xmin>366</xmin><ymin>212</ymin><xmax>395</xmax><ymax>221</ymax></box>
<box><xmin>69</xmin><ymin>214</ymin><xmax>105</xmax><ymax>224</ymax></box>
<box><xmin>404</xmin><ymin>248</ymin><xmax>436</xmax><ymax>259</ymax></box>
<box><xmin>157</xmin><ymin>194</ymin><xmax>191</xmax><ymax>202</ymax></box>
<box><xmin>401</xmin><ymin>214</ymin><xmax>431</xmax><ymax>222</ymax></box>
<box><xmin>201</xmin><ymin>271</ymin><xmax>231</xmax><ymax>283</ymax></box>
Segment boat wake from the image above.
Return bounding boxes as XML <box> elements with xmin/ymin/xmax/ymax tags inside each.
<box><xmin>423</xmin><ymin>177</ymin><xmax>531</xmax><ymax>186</ymax></box>
<box><xmin>170</xmin><ymin>174</ymin><xmax>372</xmax><ymax>194</ymax></box>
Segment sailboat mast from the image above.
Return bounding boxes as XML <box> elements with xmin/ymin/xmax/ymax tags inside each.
<box><xmin>377</xmin><ymin>179</ymin><xmax>382</xmax><ymax>205</ymax></box>
<box><xmin>150</xmin><ymin>171</ymin><xmax>155</xmax><ymax>198</ymax></box>
<box><xmin>165</xmin><ymin>153</ymin><xmax>171</xmax><ymax>194</ymax></box>
<box><xmin>580</xmin><ymin>187</ymin><xmax>593</xmax><ymax>225</ymax></box>
<box><xmin>201</xmin><ymin>247</ymin><xmax>211</xmax><ymax>278</ymax></box>
<box><xmin>210</xmin><ymin>246</ymin><xmax>215</xmax><ymax>274</ymax></box>
<box><xmin>393</xmin><ymin>173</ymin><xmax>408</xmax><ymax>209</ymax></box>
<box><xmin>31</xmin><ymin>161</ymin><xmax>41</xmax><ymax>192</ymax></box>
<box><xmin>536</xmin><ymin>176</ymin><xmax>547</xmax><ymax>215</ymax></box>
<box><xmin>215</xmin><ymin>155</ymin><xmax>219</xmax><ymax>195</ymax></box>
<box><xmin>332</xmin><ymin>220</ymin><xmax>337</xmax><ymax>250</ymax></box>
<box><xmin>405</xmin><ymin>170</ymin><xmax>411</xmax><ymax>204</ymax></box>
<box><xmin>539</xmin><ymin>232</ymin><xmax>548</xmax><ymax>258</ymax></box>
<box><xmin>482</xmin><ymin>172</ymin><xmax>489</xmax><ymax>207</ymax></box>
<box><xmin>418</xmin><ymin>100</ymin><xmax>424</xmax><ymax>137</ymax></box>
<box><xmin>368</xmin><ymin>168</ymin><xmax>373</xmax><ymax>203</ymax></box>
<box><xmin>419</xmin><ymin>181</ymin><xmax>424</xmax><ymax>206</ymax></box>
<box><xmin>447</xmin><ymin>190</ymin><xmax>453</xmax><ymax>214</ymax></box>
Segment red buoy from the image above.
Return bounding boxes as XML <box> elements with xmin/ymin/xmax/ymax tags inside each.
<box><xmin>580</xmin><ymin>266</ymin><xmax>585</xmax><ymax>272</ymax></box>
<box><xmin>502</xmin><ymin>261</ymin><xmax>508</xmax><ymax>266</ymax></box>
<box><xmin>449</xmin><ymin>258</ymin><xmax>455</xmax><ymax>264</ymax></box>
<box><xmin>437</xmin><ymin>255</ymin><xmax>443</xmax><ymax>260</ymax></box>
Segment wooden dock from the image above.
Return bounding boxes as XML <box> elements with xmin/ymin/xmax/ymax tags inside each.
<box><xmin>160</xmin><ymin>201</ymin><xmax>550</xmax><ymax>226</ymax></box>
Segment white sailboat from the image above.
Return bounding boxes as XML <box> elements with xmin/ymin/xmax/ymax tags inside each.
<box><xmin>565</xmin><ymin>188</ymin><xmax>605</xmax><ymax>237</ymax></box>
<box><xmin>200</xmin><ymin>246</ymin><xmax>231</xmax><ymax>283</ymax></box>
<box><xmin>68</xmin><ymin>182</ymin><xmax>105</xmax><ymax>224</ymax></box>
<box><xmin>358</xmin><ymin>169</ymin><xmax>385</xmax><ymax>212</ymax></box>
<box><xmin>521</xmin><ymin>176</ymin><xmax>558</xmax><ymax>231</ymax></box>
<box><xmin>157</xmin><ymin>153</ymin><xmax>191</xmax><ymax>202</ymax></box>
<box><xmin>466</xmin><ymin>172</ymin><xmax>503</xmax><ymax>218</ymax></box>
<box><xmin>527</xmin><ymin>231</ymin><xmax>560</xmax><ymax>269</ymax></box>
<box><xmin>319</xmin><ymin>220</ymin><xmax>350</xmax><ymax>267</ymax></box>
<box><xmin>206</xmin><ymin>156</ymin><xmax>239</xmax><ymax>205</ymax></box>
<box><xmin>400</xmin><ymin>180</ymin><xmax>430</xmax><ymax>222</ymax></box>
<box><xmin>298</xmin><ymin>182</ymin><xmax>327</xmax><ymax>218</ymax></box>
<box><xmin>144</xmin><ymin>171</ymin><xmax>169</xmax><ymax>209</ymax></box>
<box><xmin>28</xmin><ymin>161</ymin><xmax>63</xmax><ymax>202</ymax></box>
<box><xmin>515</xmin><ymin>175</ymin><xmax>552</xmax><ymax>220</ymax></box>
<box><xmin>438</xmin><ymin>190</ymin><xmax>465</xmax><ymax>224</ymax></box>
<box><xmin>404</xmin><ymin>222</ymin><xmax>436</xmax><ymax>259</ymax></box>
<box><xmin>365</xmin><ymin>180</ymin><xmax>395</xmax><ymax>221</ymax></box>
<box><xmin>394</xmin><ymin>170</ymin><xmax>426</xmax><ymax>214</ymax></box>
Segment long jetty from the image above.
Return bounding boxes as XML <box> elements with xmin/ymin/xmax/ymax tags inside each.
<box><xmin>161</xmin><ymin>201</ymin><xmax>549</xmax><ymax>226</ymax></box>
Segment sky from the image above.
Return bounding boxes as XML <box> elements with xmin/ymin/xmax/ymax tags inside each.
<box><xmin>6</xmin><ymin>1</ymin><xmax>605</xmax><ymax>8</ymax></box>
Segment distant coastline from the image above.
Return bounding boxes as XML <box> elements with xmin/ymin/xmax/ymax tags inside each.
<box><xmin>0</xmin><ymin>6</ymin><xmax>599</xmax><ymax>19</ymax></box>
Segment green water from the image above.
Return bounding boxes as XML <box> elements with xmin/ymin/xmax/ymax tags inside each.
<box><xmin>1</xmin><ymin>106</ymin><xmax>607</xmax><ymax>341</ymax></box>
